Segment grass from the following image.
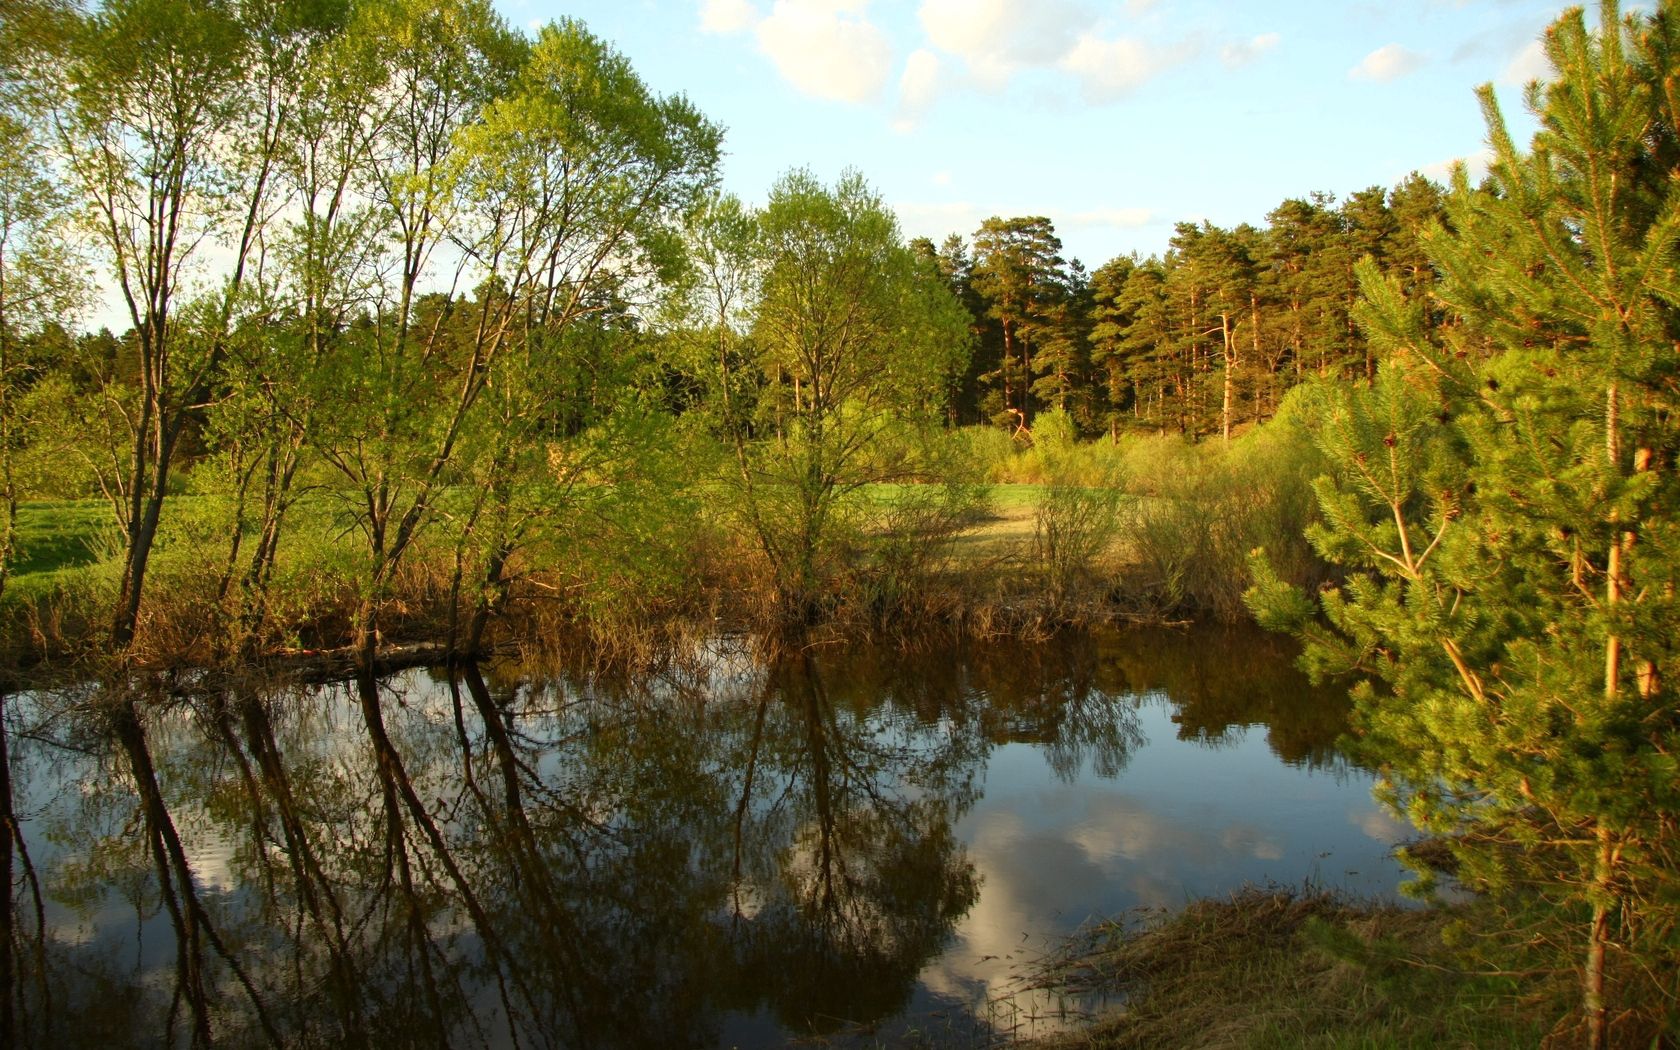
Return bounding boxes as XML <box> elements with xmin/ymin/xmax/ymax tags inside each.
<box><xmin>0</xmin><ymin>483</ymin><xmax>1138</xmax><ymax>592</ymax></box>
<box><xmin>11</xmin><ymin>499</ymin><xmax>112</xmax><ymax>577</ymax></box>
<box><xmin>985</xmin><ymin>483</ymin><xmax>1042</xmax><ymax>512</ymax></box>
<box><xmin>4</xmin><ymin>500</ymin><xmax>119</xmax><ymax>615</ymax></box>
<box><xmin>946</xmin><ymin>492</ymin><xmax>1037</xmax><ymax>560</ymax></box>
<box><xmin>1024</xmin><ymin>886</ymin><xmax>1551</xmax><ymax>1050</ymax></box>
<box><xmin>0</xmin><ymin>470</ymin><xmax>1236</xmax><ymax>664</ymax></box>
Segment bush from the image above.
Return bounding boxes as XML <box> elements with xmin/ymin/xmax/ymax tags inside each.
<box><xmin>945</xmin><ymin>424</ymin><xmax>1019</xmax><ymax>483</ymax></box>
<box><xmin>1120</xmin><ymin>388</ymin><xmax>1329</xmax><ymax>620</ymax></box>
<box><xmin>1032</xmin><ymin>409</ymin><xmax>1125</xmax><ymax>603</ymax></box>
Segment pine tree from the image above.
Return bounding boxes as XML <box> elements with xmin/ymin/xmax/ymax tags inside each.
<box><xmin>1263</xmin><ymin>197</ymin><xmax>1332</xmax><ymax>381</ymax></box>
<box><xmin>1251</xmin><ymin>3</ymin><xmax>1680</xmax><ymax>1042</ymax></box>
<box><xmin>1184</xmin><ymin>223</ymin><xmax>1259</xmax><ymax>440</ymax></box>
<box><xmin>1087</xmin><ymin>255</ymin><xmax>1136</xmax><ymax>439</ymax></box>
<box><xmin>1112</xmin><ymin>258</ymin><xmax>1172</xmax><ymax>431</ymax></box>
<box><xmin>1384</xmin><ymin>173</ymin><xmax>1447</xmax><ymax>311</ymax></box>
<box><xmin>971</xmin><ymin>216</ymin><xmax>1066</xmax><ymax>430</ymax></box>
<box><xmin>1028</xmin><ymin>257</ymin><xmax>1091</xmax><ymax>424</ymax></box>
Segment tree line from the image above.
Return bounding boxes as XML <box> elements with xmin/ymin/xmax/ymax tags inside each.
<box><xmin>917</xmin><ymin>175</ymin><xmax>1446</xmax><ymax>441</ymax></box>
<box><xmin>0</xmin><ymin>0</ymin><xmax>1462</xmax><ymax>654</ymax></box>
<box><xmin>0</xmin><ymin>0</ymin><xmax>990</xmax><ymax>654</ymax></box>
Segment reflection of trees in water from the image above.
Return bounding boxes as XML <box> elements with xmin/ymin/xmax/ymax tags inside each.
<box><xmin>714</xmin><ymin>650</ymin><xmax>981</xmax><ymax>1030</ymax></box>
<box><xmin>1092</xmin><ymin>625</ymin><xmax>1360</xmax><ymax>773</ymax></box>
<box><xmin>797</xmin><ymin>638</ymin><xmax>1145</xmax><ymax>784</ymax></box>
<box><xmin>0</xmin><ymin>627</ymin><xmax>1349</xmax><ymax>1045</ymax></box>
<box><xmin>0</xmin><ymin>691</ymin><xmax>49</xmax><ymax>1049</ymax></box>
<box><xmin>960</xmin><ymin>638</ymin><xmax>1147</xmax><ymax>782</ymax></box>
<box><xmin>2</xmin><ymin>644</ymin><xmax>987</xmax><ymax>1047</ymax></box>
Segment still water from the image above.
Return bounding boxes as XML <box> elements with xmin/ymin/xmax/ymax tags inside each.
<box><xmin>4</xmin><ymin>626</ymin><xmax>1409</xmax><ymax>1048</ymax></box>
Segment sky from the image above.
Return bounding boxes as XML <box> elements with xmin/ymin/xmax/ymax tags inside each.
<box><xmin>490</xmin><ymin>0</ymin><xmax>1583</xmax><ymax>269</ymax></box>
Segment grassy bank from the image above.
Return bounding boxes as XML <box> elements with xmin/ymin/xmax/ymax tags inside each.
<box><xmin>1026</xmin><ymin>886</ymin><xmax>1552</xmax><ymax>1050</ymax></box>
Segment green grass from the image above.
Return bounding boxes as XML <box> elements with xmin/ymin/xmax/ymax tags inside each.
<box><xmin>1</xmin><ymin>485</ymin><xmax>1099</xmax><ymax>595</ymax></box>
<box><xmin>985</xmin><ymin>483</ymin><xmax>1041</xmax><ymax>512</ymax></box>
<box><xmin>11</xmin><ymin>500</ymin><xmax>113</xmax><ymax>577</ymax></box>
<box><xmin>1</xmin><ymin>500</ymin><xmax>118</xmax><ymax>614</ymax></box>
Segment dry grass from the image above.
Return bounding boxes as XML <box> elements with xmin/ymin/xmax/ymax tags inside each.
<box><xmin>1024</xmin><ymin>887</ymin><xmax>1548</xmax><ymax>1050</ymax></box>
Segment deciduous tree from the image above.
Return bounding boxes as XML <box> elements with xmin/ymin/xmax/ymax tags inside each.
<box><xmin>735</xmin><ymin>170</ymin><xmax>970</xmax><ymax>621</ymax></box>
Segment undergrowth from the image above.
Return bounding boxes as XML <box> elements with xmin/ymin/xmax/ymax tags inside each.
<box><xmin>1026</xmin><ymin>886</ymin><xmax>1551</xmax><ymax>1050</ymax></box>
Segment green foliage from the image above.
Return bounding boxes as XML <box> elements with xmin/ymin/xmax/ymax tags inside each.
<box><xmin>969</xmin><ymin>215</ymin><xmax>1071</xmax><ymax>428</ymax></box>
<box><xmin>8</xmin><ymin>500</ymin><xmax>110</xmax><ymax>578</ymax></box>
<box><xmin>951</xmin><ymin>418</ymin><xmax>1127</xmax><ymax>486</ymax></box>
<box><xmin>705</xmin><ymin>169</ymin><xmax>973</xmax><ymax>621</ymax></box>
<box><xmin>1125</xmin><ymin>396</ymin><xmax>1328</xmax><ymax>621</ymax></box>
<box><xmin>1249</xmin><ymin>3</ymin><xmax>1680</xmax><ymax>1039</ymax></box>
<box><xmin>0</xmin><ymin>16</ymin><xmax>89</xmax><ymax>605</ymax></box>
<box><xmin>1031</xmin><ymin>409</ymin><xmax>1124</xmax><ymax>602</ymax></box>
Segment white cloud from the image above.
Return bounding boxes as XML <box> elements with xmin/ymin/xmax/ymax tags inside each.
<box><xmin>752</xmin><ymin>0</ymin><xmax>895</xmax><ymax>104</ymax></box>
<box><xmin>1500</xmin><ymin>37</ymin><xmax>1550</xmax><ymax>85</ymax></box>
<box><xmin>894</xmin><ymin>200</ymin><xmax>991</xmax><ymax>242</ymax></box>
<box><xmin>918</xmin><ymin>0</ymin><xmax>1091</xmax><ymax>87</ymax></box>
<box><xmin>698</xmin><ymin>0</ymin><xmax>891</xmax><ymax>104</ymax></box>
<box><xmin>1350</xmin><ymin>43</ymin><xmax>1426</xmax><ymax>82</ymax></box>
<box><xmin>1221</xmin><ymin>32</ymin><xmax>1280</xmax><ymax>70</ymax></box>
<box><xmin>1061</xmin><ymin>32</ymin><xmax>1195</xmax><ymax>102</ymax></box>
<box><xmin>698</xmin><ymin>0</ymin><xmax>759</xmax><ymax>35</ymax></box>
<box><xmin>894</xmin><ymin>47</ymin><xmax>944</xmax><ymax>130</ymax></box>
<box><xmin>914</xmin><ymin>0</ymin><xmax>1195</xmax><ymax>101</ymax></box>
<box><xmin>1418</xmin><ymin>147</ymin><xmax>1494</xmax><ymax>185</ymax></box>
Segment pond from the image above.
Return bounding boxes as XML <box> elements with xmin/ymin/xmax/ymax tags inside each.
<box><xmin>2</xmin><ymin>625</ymin><xmax>1411</xmax><ymax>1048</ymax></box>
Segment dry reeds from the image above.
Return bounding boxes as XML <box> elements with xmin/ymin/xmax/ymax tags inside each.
<box><xmin>1023</xmin><ymin>886</ymin><xmax>1551</xmax><ymax>1050</ymax></box>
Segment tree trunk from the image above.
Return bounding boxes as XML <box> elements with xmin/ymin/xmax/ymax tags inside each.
<box><xmin>1584</xmin><ymin>825</ymin><xmax>1615</xmax><ymax>1050</ymax></box>
<box><xmin>113</xmin><ymin>479</ymin><xmax>171</xmax><ymax>650</ymax></box>
<box><xmin>1220</xmin><ymin>311</ymin><xmax>1235</xmax><ymax>442</ymax></box>
<box><xmin>465</xmin><ymin>539</ymin><xmax>512</xmax><ymax>657</ymax></box>
<box><xmin>1586</xmin><ymin>380</ymin><xmax>1624</xmax><ymax>1049</ymax></box>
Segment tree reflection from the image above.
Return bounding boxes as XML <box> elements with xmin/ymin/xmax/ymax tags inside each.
<box><xmin>1093</xmin><ymin>625</ymin><xmax>1359</xmax><ymax>771</ymax></box>
<box><xmin>6</xmin><ymin>642</ymin><xmax>986</xmax><ymax>1047</ymax></box>
<box><xmin>714</xmin><ymin>648</ymin><xmax>981</xmax><ymax>1031</ymax></box>
<box><xmin>1</xmin><ymin>627</ymin><xmax>1360</xmax><ymax>1046</ymax></box>
<box><xmin>0</xmin><ymin>691</ymin><xmax>50</xmax><ymax>1048</ymax></box>
<box><xmin>958</xmin><ymin>636</ymin><xmax>1147</xmax><ymax>781</ymax></box>
<box><xmin>108</xmin><ymin>692</ymin><xmax>281</xmax><ymax>1048</ymax></box>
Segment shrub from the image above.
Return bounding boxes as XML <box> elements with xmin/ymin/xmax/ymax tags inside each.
<box><xmin>1032</xmin><ymin>409</ymin><xmax>1125</xmax><ymax>603</ymax></box>
<box><xmin>1120</xmin><ymin>389</ymin><xmax>1328</xmax><ymax>620</ymax></box>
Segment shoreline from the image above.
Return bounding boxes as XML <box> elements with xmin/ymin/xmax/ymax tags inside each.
<box><xmin>1018</xmin><ymin>884</ymin><xmax>1550</xmax><ymax>1050</ymax></box>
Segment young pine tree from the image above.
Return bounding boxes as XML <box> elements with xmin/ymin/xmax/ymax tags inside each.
<box><xmin>1250</xmin><ymin>3</ymin><xmax>1680</xmax><ymax>1044</ymax></box>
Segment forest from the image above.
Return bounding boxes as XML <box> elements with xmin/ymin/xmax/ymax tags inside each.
<box><xmin>1</xmin><ymin>0</ymin><xmax>1678</xmax><ymax>1046</ymax></box>
<box><xmin>0</xmin><ymin>0</ymin><xmax>1458</xmax><ymax>662</ymax></box>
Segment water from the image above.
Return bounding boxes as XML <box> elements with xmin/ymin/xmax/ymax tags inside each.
<box><xmin>1</xmin><ymin>625</ymin><xmax>1411</xmax><ymax>1048</ymax></box>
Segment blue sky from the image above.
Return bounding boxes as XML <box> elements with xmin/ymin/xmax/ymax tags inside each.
<box><xmin>492</xmin><ymin>0</ymin><xmax>1581</xmax><ymax>269</ymax></box>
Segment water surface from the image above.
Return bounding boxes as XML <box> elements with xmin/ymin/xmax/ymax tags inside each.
<box><xmin>3</xmin><ymin>626</ymin><xmax>1408</xmax><ymax>1047</ymax></box>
